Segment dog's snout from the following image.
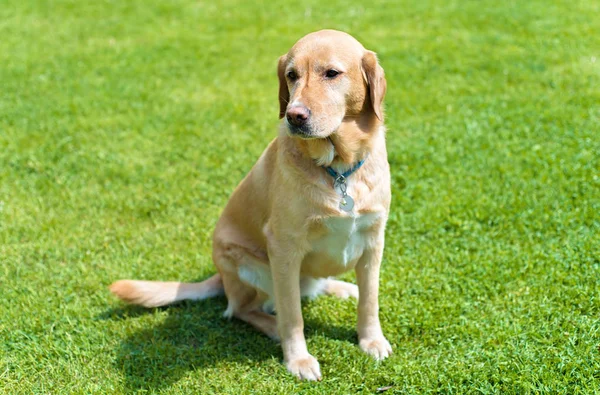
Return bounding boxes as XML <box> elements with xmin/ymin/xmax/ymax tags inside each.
<box><xmin>286</xmin><ymin>106</ymin><xmax>310</xmax><ymax>127</ymax></box>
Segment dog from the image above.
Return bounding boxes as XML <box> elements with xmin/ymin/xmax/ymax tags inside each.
<box><xmin>110</xmin><ymin>29</ymin><xmax>392</xmax><ymax>381</ymax></box>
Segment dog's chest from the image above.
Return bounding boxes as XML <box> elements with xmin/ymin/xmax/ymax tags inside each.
<box><xmin>303</xmin><ymin>211</ymin><xmax>382</xmax><ymax>277</ymax></box>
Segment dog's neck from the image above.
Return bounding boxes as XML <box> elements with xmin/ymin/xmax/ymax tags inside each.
<box><xmin>295</xmin><ymin>113</ymin><xmax>382</xmax><ymax>173</ymax></box>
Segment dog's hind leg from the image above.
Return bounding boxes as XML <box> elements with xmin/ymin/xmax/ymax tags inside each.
<box><xmin>223</xmin><ymin>276</ymin><xmax>279</xmax><ymax>340</ymax></box>
<box><xmin>235</xmin><ymin>309</ymin><xmax>279</xmax><ymax>340</ymax></box>
<box><xmin>218</xmin><ymin>262</ymin><xmax>279</xmax><ymax>340</ymax></box>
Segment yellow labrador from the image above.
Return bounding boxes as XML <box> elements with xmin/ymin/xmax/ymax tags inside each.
<box><xmin>110</xmin><ymin>29</ymin><xmax>391</xmax><ymax>381</ymax></box>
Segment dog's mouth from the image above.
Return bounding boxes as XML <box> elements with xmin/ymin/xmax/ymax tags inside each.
<box><xmin>286</xmin><ymin>120</ymin><xmax>340</xmax><ymax>141</ymax></box>
<box><xmin>286</xmin><ymin>122</ymin><xmax>319</xmax><ymax>139</ymax></box>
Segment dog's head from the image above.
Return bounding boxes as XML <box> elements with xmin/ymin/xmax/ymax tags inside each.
<box><xmin>278</xmin><ymin>30</ymin><xmax>386</xmax><ymax>140</ymax></box>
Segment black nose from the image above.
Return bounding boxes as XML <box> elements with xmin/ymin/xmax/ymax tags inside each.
<box><xmin>286</xmin><ymin>106</ymin><xmax>310</xmax><ymax>127</ymax></box>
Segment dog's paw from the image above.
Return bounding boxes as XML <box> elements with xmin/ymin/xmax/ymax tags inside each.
<box><xmin>336</xmin><ymin>283</ymin><xmax>359</xmax><ymax>299</ymax></box>
<box><xmin>286</xmin><ymin>354</ymin><xmax>322</xmax><ymax>381</ymax></box>
<box><xmin>359</xmin><ymin>336</ymin><xmax>392</xmax><ymax>361</ymax></box>
<box><xmin>324</xmin><ymin>279</ymin><xmax>359</xmax><ymax>299</ymax></box>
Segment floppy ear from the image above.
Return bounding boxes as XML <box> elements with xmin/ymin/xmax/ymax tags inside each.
<box><xmin>362</xmin><ymin>50</ymin><xmax>387</xmax><ymax>121</ymax></box>
<box><xmin>277</xmin><ymin>54</ymin><xmax>289</xmax><ymax>119</ymax></box>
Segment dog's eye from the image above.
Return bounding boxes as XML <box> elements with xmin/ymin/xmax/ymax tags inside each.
<box><xmin>325</xmin><ymin>69</ymin><xmax>340</xmax><ymax>78</ymax></box>
<box><xmin>287</xmin><ymin>70</ymin><xmax>298</xmax><ymax>80</ymax></box>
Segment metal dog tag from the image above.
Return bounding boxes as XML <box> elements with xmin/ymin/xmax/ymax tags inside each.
<box><xmin>339</xmin><ymin>195</ymin><xmax>355</xmax><ymax>212</ymax></box>
<box><xmin>335</xmin><ymin>175</ymin><xmax>354</xmax><ymax>212</ymax></box>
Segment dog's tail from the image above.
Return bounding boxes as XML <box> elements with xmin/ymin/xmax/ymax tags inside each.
<box><xmin>109</xmin><ymin>274</ymin><xmax>224</xmax><ymax>308</ymax></box>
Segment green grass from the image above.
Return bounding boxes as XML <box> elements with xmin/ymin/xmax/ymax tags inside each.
<box><xmin>1</xmin><ymin>0</ymin><xmax>599</xmax><ymax>393</ymax></box>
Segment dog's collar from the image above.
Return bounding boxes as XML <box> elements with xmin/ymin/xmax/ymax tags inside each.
<box><xmin>322</xmin><ymin>158</ymin><xmax>366</xmax><ymax>181</ymax></box>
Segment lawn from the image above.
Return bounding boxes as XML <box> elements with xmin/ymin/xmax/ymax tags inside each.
<box><xmin>1</xmin><ymin>0</ymin><xmax>599</xmax><ymax>393</ymax></box>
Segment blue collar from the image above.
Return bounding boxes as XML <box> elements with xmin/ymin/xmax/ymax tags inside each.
<box><xmin>323</xmin><ymin>157</ymin><xmax>366</xmax><ymax>181</ymax></box>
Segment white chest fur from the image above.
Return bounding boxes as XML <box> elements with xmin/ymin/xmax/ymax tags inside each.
<box><xmin>305</xmin><ymin>211</ymin><xmax>383</xmax><ymax>276</ymax></box>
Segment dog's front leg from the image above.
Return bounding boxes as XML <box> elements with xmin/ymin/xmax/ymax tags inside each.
<box><xmin>355</xmin><ymin>244</ymin><xmax>392</xmax><ymax>360</ymax></box>
<box><xmin>270</xmin><ymin>244</ymin><xmax>321</xmax><ymax>381</ymax></box>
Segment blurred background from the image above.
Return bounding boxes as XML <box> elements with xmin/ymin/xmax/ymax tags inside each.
<box><xmin>1</xmin><ymin>0</ymin><xmax>598</xmax><ymax>393</ymax></box>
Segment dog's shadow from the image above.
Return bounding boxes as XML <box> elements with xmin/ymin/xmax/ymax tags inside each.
<box><xmin>101</xmin><ymin>290</ymin><xmax>356</xmax><ymax>391</ymax></box>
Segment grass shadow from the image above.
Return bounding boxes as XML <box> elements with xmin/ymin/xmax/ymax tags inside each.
<box><xmin>102</xmin><ymin>296</ymin><xmax>280</xmax><ymax>392</ymax></box>
<box><xmin>305</xmin><ymin>318</ymin><xmax>357</xmax><ymax>344</ymax></box>
<box><xmin>98</xmin><ymin>304</ymin><xmax>170</xmax><ymax>320</ymax></box>
<box><xmin>102</xmin><ymin>288</ymin><xmax>359</xmax><ymax>392</ymax></box>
